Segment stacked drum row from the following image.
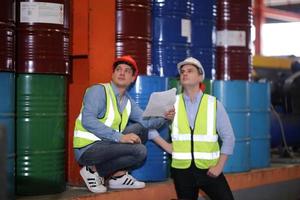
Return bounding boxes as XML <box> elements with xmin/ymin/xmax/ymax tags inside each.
<box><xmin>213</xmin><ymin>81</ymin><xmax>271</xmax><ymax>172</ymax></box>
<box><xmin>212</xmin><ymin>0</ymin><xmax>263</xmax><ymax>173</ymax></box>
<box><xmin>15</xmin><ymin>0</ymin><xmax>69</xmax><ymax>195</ymax></box>
<box><xmin>116</xmin><ymin>0</ymin><xmax>270</xmax><ymax>180</ymax></box>
<box><xmin>0</xmin><ymin>0</ymin><xmax>15</xmax><ymax>199</ymax></box>
<box><xmin>116</xmin><ymin>0</ymin><xmax>191</xmax><ymax>182</ymax></box>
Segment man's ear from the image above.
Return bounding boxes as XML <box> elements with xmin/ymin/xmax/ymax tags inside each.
<box><xmin>199</xmin><ymin>75</ymin><xmax>204</xmax><ymax>82</ymax></box>
<box><xmin>131</xmin><ymin>76</ymin><xmax>136</xmax><ymax>83</ymax></box>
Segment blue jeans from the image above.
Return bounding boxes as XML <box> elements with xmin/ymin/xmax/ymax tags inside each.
<box><xmin>78</xmin><ymin>123</ymin><xmax>148</xmax><ymax>177</ymax></box>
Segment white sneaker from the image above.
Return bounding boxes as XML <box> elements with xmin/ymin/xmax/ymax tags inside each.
<box><xmin>108</xmin><ymin>173</ymin><xmax>145</xmax><ymax>189</ymax></box>
<box><xmin>80</xmin><ymin>166</ymin><xmax>107</xmax><ymax>193</ymax></box>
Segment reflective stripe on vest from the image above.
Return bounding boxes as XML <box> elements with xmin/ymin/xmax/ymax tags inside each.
<box><xmin>171</xmin><ymin>93</ymin><xmax>219</xmax><ymax>169</ymax></box>
<box><xmin>73</xmin><ymin>83</ymin><xmax>131</xmax><ymax>148</ymax></box>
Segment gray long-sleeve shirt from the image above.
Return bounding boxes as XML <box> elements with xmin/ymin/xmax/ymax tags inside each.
<box><xmin>182</xmin><ymin>91</ymin><xmax>235</xmax><ymax>155</ymax></box>
<box><xmin>74</xmin><ymin>82</ymin><xmax>167</xmax><ymax>161</ymax></box>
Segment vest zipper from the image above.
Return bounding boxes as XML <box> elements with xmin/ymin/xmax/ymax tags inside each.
<box><xmin>190</xmin><ymin>95</ymin><xmax>203</xmax><ymax>164</ymax></box>
<box><xmin>119</xmin><ymin>113</ymin><xmax>122</xmax><ymax>132</ymax></box>
<box><xmin>190</xmin><ymin>127</ymin><xmax>194</xmax><ymax>162</ymax></box>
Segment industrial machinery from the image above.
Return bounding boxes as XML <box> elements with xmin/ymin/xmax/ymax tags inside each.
<box><xmin>253</xmin><ymin>56</ymin><xmax>300</xmax><ymax>157</ymax></box>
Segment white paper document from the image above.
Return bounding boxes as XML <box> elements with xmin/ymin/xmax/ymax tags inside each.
<box><xmin>143</xmin><ymin>88</ymin><xmax>177</xmax><ymax>118</ymax></box>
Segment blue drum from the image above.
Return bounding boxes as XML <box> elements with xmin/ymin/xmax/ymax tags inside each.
<box><xmin>128</xmin><ymin>76</ymin><xmax>170</xmax><ymax>181</ymax></box>
<box><xmin>152</xmin><ymin>0</ymin><xmax>191</xmax><ymax>77</ymax></box>
<box><xmin>191</xmin><ymin>0</ymin><xmax>216</xmax><ymax>79</ymax></box>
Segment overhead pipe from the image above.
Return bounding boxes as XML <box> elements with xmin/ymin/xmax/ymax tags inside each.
<box><xmin>263</xmin><ymin>6</ymin><xmax>300</xmax><ymax>22</ymax></box>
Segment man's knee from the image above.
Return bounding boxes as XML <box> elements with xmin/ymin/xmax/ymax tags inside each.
<box><xmin>134</xmin><ymin>144</ymin><xmax>147</xmax><ymax>161</ymax></box>
<box><xmin>124</xmin><ymin>123</ymin><xmax>148</xmax><ymax>143</ymax></box>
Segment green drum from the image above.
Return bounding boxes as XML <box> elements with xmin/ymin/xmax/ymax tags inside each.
<box><xmin>168</xmin><ymin>78</ymin><xmax>212</xmax><ymax>94</ymax></box>
<box><xmin>203</xmin><ymin>79</ymin><xmax>212</xmax><ymax>94</ymax></box>
<box><xmin>16</xmin><ymin>74</ymin><xmax>66</xmax><ymax>195</ymax></box>
<box><xmin>168</xmin><ymin>77</ymin><xmax>182</xmax><ymax>94</ymax></box>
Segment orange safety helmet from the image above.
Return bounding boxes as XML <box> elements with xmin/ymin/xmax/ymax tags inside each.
<box><xmin>113</xmin><ymin>55</ymin><xmax>139</xmax><ymax>79</ymax></box>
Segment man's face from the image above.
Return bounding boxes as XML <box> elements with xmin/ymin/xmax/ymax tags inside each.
<box><xmin>112</xmin><ymin>63</ymin><xmax>135</xmax><ymax>88</ymax></box>
<box><xmin>179</xmin><ymin>64</ymin><xmax>203</xmax><ymax>87</ymax></box>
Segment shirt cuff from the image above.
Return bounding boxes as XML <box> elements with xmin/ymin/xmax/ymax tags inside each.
<box><xmin>112</xmin><ymin>130</ymin><xmax>123</xmax><ymax>142</ymax></box>
<box><xmin>148</xmin><ymin>129</ymin><xmax>160</xmax><ymax>140</ymax></box>
<box><xmin>220</xmin><ymin>147</ymin><xmax>234</xmax><ymax>155</ymax></box>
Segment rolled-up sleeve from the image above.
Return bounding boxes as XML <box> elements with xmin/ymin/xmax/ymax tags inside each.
<box><xmin>216</xmin><ymin>100</ymin><xmax>235</xmax><ymax>155</ymax></box>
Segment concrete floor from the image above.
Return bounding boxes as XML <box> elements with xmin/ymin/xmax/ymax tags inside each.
<box><xmin>14</xmin><ymin>155</ymin><xmax>300</xmax><ymax>200</ymax></box>
<box><xmin>16</xmin><ymin>179</ymin><xmax>300</xmax><ymax>200</ymax></box>
<box><xmin>16</xmin><ymin>186</ymin><xmax>89</xmax><ymax>200</ymax></box>
<box><xmin>15</xmin><ymin>168</ymin><xmax>300</xmax><ymax>200</ymax></box>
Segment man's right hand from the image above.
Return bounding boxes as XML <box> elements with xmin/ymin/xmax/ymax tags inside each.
<box><xmin>120</xmin><ymin>133</ymin><xmax>141</xmax><ymax>144</ymax></box>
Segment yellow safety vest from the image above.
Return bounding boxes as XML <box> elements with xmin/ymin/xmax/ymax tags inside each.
<box><xmin>171</xmin><ymin>93</ymin><xmax>219</xmax><ymax>169</ymax></box>
<box><xmin>73</xmin><ymin>83</ymin><xmax>131</xmax><ymax>148</ymax></box>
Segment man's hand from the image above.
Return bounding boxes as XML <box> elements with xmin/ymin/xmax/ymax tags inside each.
<box><xmin>207</xmin><ymin>164</ymin><xmax>223</xmax><ymax>178</ymax></box>
<box><xmin>164</xmin><ymin>106</ymin><xmax>175</xmax><ymax>120</ymax></box>
<box><xmin>120</xmin><ymin>133</ymin><xmax>141</xmax><ymax>144</ymax></box>
<box><xmin>207</xmin><ymin>154</ymin><xmax>228</xmax><ymax>178</ymax></box>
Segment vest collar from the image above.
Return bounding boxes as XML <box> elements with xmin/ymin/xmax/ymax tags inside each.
<box><xmin>110</xmin><ymin>81</ymin><xmax>130</xmax><ymax>100</ymax></box>
<box><xmin>183</xmin><ymin>90</ymin><xmax>203</xmax><ymax>103</ymax></box>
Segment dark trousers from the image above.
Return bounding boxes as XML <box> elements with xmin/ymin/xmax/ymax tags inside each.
<box><xmin>171</xmin><ymin>163</ymin><xmax>234</xmax><ymax>200</ymax></box>
<box><xmin>78</xmin><ymin>123</ymin><xmax>148</xmax><ymax>177</ymax></box>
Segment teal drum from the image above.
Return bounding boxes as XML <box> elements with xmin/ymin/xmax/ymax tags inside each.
<box><xmin>0</xmin><ymin>72</ymin><xmax>15</xmax><ymax>199</ymax></box>
<box><xmin>249</xmin><ymin>82</ymin><xmax>270</xmax><ymax>169</ymax></box>
<box><xmin>213</xmin><ymin>80</ymin><xmax>249</xmax><ymax>110</ymax></box>
<box><xmin>16</xmin><ymin>74</ymin><xmax>67</xmax><ymax>195</ymax></box>
<box><xmin>213</xmin><ymin>80</ymin><xmax>250</xmax><ymax>172</ymax></box>
<box><xmin>128</xmin><ymin>76</ymin><xmax>170</xmax><ymax>181</ymax></box>
<box><xmin>0</xmin><ymin>125</ymin><xmax>7</xmax><ymax>200</ymax></box>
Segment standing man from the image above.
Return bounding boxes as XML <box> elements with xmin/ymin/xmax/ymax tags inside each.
<box><xmin>170</xmin><ymin>57</ymin><xmax>235</xmax><ymax>200</ymax></box>
<box><xmin>73</xmin><ymin>55</ymin><xmax>175</xmax><ymax>193</ymax></box>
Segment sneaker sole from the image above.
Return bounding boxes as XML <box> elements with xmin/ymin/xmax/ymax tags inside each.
<box><xmin>80</xmin><ymin>170</ymin><xmax>107</xmax><ymax>193</ymax></box>
<box><xmin>108</xmin><ymin>184</ymin><xmax>145</xmax><ymax>189</ymax></box>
